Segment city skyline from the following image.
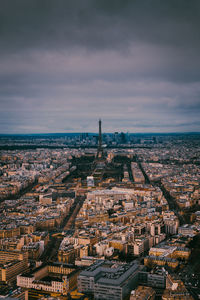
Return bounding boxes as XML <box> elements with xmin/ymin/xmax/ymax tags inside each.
<box><xmin>0</xmin><ymin>0</ymin><xmax>200</xmax><ymax>134</ymax></box>
<box><xmin>0</xmin><ymin>133</ymin><xmax>199</xmax><ymax>298</ymax></box>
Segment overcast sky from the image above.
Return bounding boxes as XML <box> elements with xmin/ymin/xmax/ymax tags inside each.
<box><xmin>0</xmin><ymin>0</ymin><xmax>200</xmax><ymax>133</ymax></box>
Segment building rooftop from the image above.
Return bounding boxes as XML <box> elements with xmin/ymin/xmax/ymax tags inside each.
<box><xmin>79</xmin><ymin>260</ymin><xmax>140</xmax><ymax>286</ymax></box>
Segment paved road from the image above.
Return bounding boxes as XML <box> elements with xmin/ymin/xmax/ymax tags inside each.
<box><xmin>135</xmin><ymin>155</ymin><xmax>185</xmax><ymax>225</ymax></box>
<box><xmin>41</xmin><ymin>195</ymin><xmax>85</xmax><ymax>262</ymax></box>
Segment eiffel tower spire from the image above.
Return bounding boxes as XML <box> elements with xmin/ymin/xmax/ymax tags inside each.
<box><xmin>96</xmin><ymin>119</ymin><xmax>104</xmax><ymax>159</ymax></box>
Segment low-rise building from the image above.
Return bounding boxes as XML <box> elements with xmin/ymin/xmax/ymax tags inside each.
<box><xmin>130</xmin><ymin>286</ymin><xmax>156</xmax><ymax>300</ymax></box>
<box><xmin>17</xmin><ymin>262</ymin><xmax>78</xmax><ymax>296</ymax></box>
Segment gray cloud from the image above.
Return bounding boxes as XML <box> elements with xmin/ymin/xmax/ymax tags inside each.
<box><xmin>0</xmin><ymin>0</ymin><xmax>200</xmax><ymax>133</ymax></box>
<box><xmin>1</xmin><ymin>0</ymin><xmax>200</xmax><ymax>51</ymax></box>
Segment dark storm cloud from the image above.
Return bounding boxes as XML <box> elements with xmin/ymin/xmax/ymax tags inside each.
<box><xmin>1</xmin><ymin>0</ymin><xmax>200</xmax><ymax>51</ymax></box>
<box><xmin>0</xmin><ymin>0</ymin><xmax>200</xmax><ymax>133</ymax></box>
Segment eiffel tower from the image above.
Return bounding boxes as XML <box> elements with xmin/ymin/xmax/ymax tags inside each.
<box><xmin>96</xmin><ymin>119</ymin><xmax>105</xmax><ymax>160</ymax></box>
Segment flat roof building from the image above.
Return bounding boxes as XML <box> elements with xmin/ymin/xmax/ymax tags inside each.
<box><xmin>78</xmin><ymin>260</ymin><xmax>143</xmax><ymax>300</ymax></box>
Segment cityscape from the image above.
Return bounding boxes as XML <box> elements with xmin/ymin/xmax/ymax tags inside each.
<box><xmin>0</xmin><ymin>1</ymin><xmax>200</xmax><ymax>299</ymax></box>
<box><xmin>0</xmin><ymin>120</ymin><xmax>200</xmax><ymax>299</ymax></box>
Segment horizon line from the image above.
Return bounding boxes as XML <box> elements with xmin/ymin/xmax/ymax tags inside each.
<box><xmin>0</xmin><ymin>131</ymin><xmax>200</xmax><ymax>136</ymax></box>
